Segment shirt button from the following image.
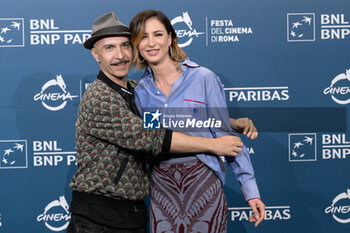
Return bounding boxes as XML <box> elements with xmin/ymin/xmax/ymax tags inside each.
<box><xmin>165</xmin><ymin>103</ymin><xmax>168</xmax><ymax>107</ymax></box>
<box><xmin>157</xmin><ymin>91</ymin><xmax>160</xmax><ymax>95</ymax></box>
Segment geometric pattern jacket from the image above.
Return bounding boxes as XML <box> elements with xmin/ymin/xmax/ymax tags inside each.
<box><xmin>69</xmin><ymin>71</ymin><xmax>171</xmax><ymax>201</ymax></box>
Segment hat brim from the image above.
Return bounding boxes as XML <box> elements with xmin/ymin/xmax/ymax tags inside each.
<box><xmin>84</xmin><ymin>32</ymin><xmax>131</xmax><ymax>49</ymax></box>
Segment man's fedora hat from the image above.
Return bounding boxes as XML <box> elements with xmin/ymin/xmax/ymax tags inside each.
<box><xmin>84</xmin><ymin>12</ymin><xmax>131</xmax><ymax>49</ymax></box>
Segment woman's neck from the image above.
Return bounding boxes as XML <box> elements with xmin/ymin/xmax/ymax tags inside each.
<box><xmin>150</xmin><ymin>59</ymin><xmax>178</xmax><ymax>80</ymax></box>
<box><xmin>149</xmin><ymin>58</ymin><xmax>183</xmax><ymax>97</ymax></box>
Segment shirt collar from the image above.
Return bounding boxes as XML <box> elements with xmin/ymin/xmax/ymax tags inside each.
<box><xmin>97</xmin><ymin>70</ymin><xmax>134</xmax><ymax>98</ymax></box>
<box><xmin>97</xmin><ymin>71</ymin><xmax>141</xmax><ymax>117</ymax></box>
<box><xmin>143</xmin><ymin>58</ymin><xmax>201</xmax><ymax>78</ymax></box>
<box><xmin>181</xmin><ymin>59</ymin><xmax>201</xmax><ymax>68</ymax></box>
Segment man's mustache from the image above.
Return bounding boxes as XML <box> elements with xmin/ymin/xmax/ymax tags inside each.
<box><xmin>110</xmin><ymin>59</ymin><xmax>130</xmax><ymax>66</ymax></box>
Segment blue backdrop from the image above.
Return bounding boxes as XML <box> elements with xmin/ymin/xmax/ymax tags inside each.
<box><xmin>0</xmin><ymin>0</ymin><xmax>349</xmax><ymax>232</ymax></box>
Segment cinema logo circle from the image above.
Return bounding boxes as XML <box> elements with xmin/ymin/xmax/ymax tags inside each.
<box><xmin>325</xmin><ymin>189</ymin><xmax>350</xmax><ymax>224</ymax></box>
<box><xmin>33</xmin><ymin>74</ymin><xmax>78</xmax><ymax>111</ymax></box>
<box><xmin>37</xmin><ymin>196</ymin><xmax>71</xmax><ymax>231</ymax></box>
<box><xmin>323</xmin><ymin>69</ymin><xmax>350</xmax><ymax>105</ymax></box>
<box><xmin>171</xmin><ymin>12</ymin><xmax>204</xmax><ymax>48</ymax></box>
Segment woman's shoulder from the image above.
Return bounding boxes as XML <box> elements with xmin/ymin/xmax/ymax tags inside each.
<box><xmin>183</xmin><ymin>59</ymin><xmax>217</xmax><ymax>77</ymax></box>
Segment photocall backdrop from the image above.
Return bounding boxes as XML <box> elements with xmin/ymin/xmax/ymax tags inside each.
<box><xmin>0</xmin><ymin>0</ymin><xmax>349</xmax><ymax>232</ymax></box>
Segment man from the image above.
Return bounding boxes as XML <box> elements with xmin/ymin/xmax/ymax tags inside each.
<box><xmin>67</xmin><ymin>12</ymin><xmax>253</xmax><ymax>233</ymax></box>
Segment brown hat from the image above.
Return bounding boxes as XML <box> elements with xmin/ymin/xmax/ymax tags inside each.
<box><xmin>84</xmin><ymin>12</ymin><xmax>131</xmax><ymax>49</ymax></box>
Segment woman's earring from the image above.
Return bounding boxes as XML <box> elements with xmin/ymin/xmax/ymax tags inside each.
<box><xmin>169</xmin><ymin>45</ymin><xmax>173</xmax><ymax>59</ymax></box>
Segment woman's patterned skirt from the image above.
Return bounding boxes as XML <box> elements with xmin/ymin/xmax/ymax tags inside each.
<box><xmin>150</xmin><ymin>158</ymin><xmax>228</xmax><ymax>233</ymax></box>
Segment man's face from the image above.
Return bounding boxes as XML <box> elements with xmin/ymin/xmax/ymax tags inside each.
<box><xmin>91</xmin><ymin>36</ymin><xmax>133</xmax><ymax>81</ymax></box>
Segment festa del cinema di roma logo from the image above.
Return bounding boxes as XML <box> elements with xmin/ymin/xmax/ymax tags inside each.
<box><xmin>325</xmin><ymin>189</ymin><xmax>350</xmax><ymax>224</ymax></box>
<box><xmin>37</xmin><ymin>196</ymin><xmax>71</xmax><ymax>231</ymax></box>
<box><xmin>323</xmin><ymin>69</ymin><xmax>350</xmax><ymax>105</ymax></box>
<box><xmin>171</xmin><ymin>12</ymin><xmax>204</xmax><ymax>48</ymax></box>
<box><xmin>33</xmin><ymin>74</ymin><xmax>78</xmax><ymax>111</ymax></box>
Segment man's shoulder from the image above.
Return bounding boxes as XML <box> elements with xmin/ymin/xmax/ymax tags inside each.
<box><xmin>83</xmin><ymin>79</ymin><xmax>122</xmax><ymax>101</ymax></box>
<box><xmin>85</xmin><ymin>79</ymin><xmax>107</xmax><ymax>94</ymax></box>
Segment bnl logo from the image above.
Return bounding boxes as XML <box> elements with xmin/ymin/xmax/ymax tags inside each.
<box><xmin>288</xmin><ymin>133</ymin><xmax>317</xmax><ymax>162</ymax></box>
<box><xmin>0</xmin><ymin>18</ymin><xmax>24</xmax><ymax>47</ymax></box>
<box><xmin>143</xmin><ymin>109</ymin><xmax>161</xmax><ymax>129</ymax></box>
<box><xmin>0</xmin><ymin>140</ymin><xmax>28</xmax><ymax>168</ymax></box>
<box><xmin>287</xmin><ymin>13</ymin><xmax>315</xmax><ymax>42</ymax></box>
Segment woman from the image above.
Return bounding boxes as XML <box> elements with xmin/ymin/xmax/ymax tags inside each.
<box><xmin>130</xmin><ymin>10</ymin><xmax>265</xmax><ymax>233</ymax></box>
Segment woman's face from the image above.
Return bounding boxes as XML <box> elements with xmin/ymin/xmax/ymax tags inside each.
<box><xmin>138</xmin><ymin>17</ymin><xmax>172</xmax><ymax>66</ymax></box>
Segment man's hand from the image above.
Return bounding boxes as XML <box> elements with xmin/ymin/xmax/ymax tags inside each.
<box><xmin>211</xmin><ymin>136</ymin><xmax>243</xmax><ymax>157</ymax></box>
<box><xmin>230</xmin><ymin>118</ymin><xmax>258</xmax><ymax>139</ymax></box>
<box><xmin>248</xmin><ymin>198</ymin><xmax>265</xmax><ymax>227</ymax></box>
